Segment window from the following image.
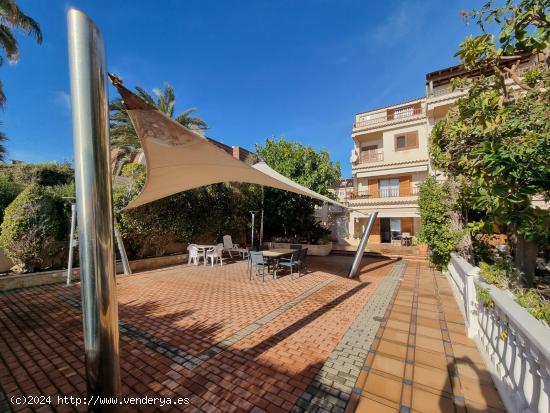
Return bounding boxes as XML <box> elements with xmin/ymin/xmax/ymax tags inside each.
<box><xmin>395</xmin><ymin>131</ymin><xmax>418</xmax><ymax>151</ymax></box>
<box><xmin>379</xmin><ymin>179</ymin><xmax>399</xmax><ymax>197</ymax></box>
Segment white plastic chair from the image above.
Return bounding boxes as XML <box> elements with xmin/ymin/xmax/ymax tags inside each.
<box><xmin>206</xmin><ymin>243</ymin><xmax>224</xmax><ymax>266</ymax></box>
<box><xmin>187</xmin><ymin>244</ymin><xmax>202</xmax><ymax>265</ymax></box>
<box><xmin>223</xmin><ymin>235</ymin><xmax>248</xmax><ymax>259</ymax></box>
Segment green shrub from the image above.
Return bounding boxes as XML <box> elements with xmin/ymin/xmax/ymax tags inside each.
<box><xmin>417</xmin><ymin>177</ymin><xmax>461</xmax><ymax>269</ymax></box>
<box><xmin>479</xmin><ymin>260</ymin><xmax>550</xmax><ymax>324</ymax></box>
<box><xmin>0</xmin><ymin>175</ymin><xmax>22</xmax><ymax>220</ymax></box>
<box><xmin>0</xmin><ymin>184</ymin><xmax>69</xmax><ymax>272</ymax></box>
<box><xmin>515</xmin><ymin>290</ymin><xmax>550</xmax><ymax>324</ymax></box>
<box><xmin>0</xmin><ymin>162</ymin><xmax>74</xmax><ymax>187</ymax></box>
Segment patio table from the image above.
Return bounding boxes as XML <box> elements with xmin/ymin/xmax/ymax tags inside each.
<box><xmin>195</xmin><ymin>244</ymin><xmax>217</xmax><ymax>266</ymax></box>
<box><xmin>262</xmin><ymin>248</ymin><xmax>294</xmax><ymax>278</ymax></box>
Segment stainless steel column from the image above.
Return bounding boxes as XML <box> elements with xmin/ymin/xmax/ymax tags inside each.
<box><xmin>348</xmin><ymin>212</ymin><xmax>378</xmax><ymax>278</ymax></box>
<box><xmin>67</xmin><ymin>8</ymin><xmax>121</xmax><ymax>406</ymax></box>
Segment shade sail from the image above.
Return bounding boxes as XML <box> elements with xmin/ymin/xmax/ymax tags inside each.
<box><xmin>111</xmin><ymin>79</ymin><xmax>348</xmax><ymax>210</ymax></box>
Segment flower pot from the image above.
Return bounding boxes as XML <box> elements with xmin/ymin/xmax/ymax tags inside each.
<box><xmin>418</xmin><ymin>243</ymin><xmax>428</xmax><ymax>255</ymax></box>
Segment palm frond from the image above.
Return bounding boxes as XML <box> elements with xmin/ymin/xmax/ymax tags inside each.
<box><xmin>0</xmin><ymin>121</ymin><xmax>8</xmax><ymax>163</ymax></box>
<box><xmin>0</xmin><ymin>24</ymin><xmax>18</xmax><ymax>63</ymax></box>
<box><xmin>0</xmin><ymin>79</ymin><xmax>6</xmax><ymax>110</ymax></box>
<box><xmin>1</xmin><ymin>0</ymin><xmax>42</xmax><ymax>43</ymax></box>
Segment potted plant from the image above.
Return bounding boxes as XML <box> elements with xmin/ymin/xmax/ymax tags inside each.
<box><xmin>416</xmin><ymin>235</ymin><xmax>428</xmax><ymax>254</ymax></box>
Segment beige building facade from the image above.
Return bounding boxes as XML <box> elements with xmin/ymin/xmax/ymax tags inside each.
<box><xmin>343</xmin><ymin>51</ymin><xmax>541</xmax><ymax>245</ymax></box>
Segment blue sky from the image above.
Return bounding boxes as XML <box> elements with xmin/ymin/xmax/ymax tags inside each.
<box><xmin>3</xmin><ymin>0</ymin><xmax>481</xmax><ymax>177</ymax></box>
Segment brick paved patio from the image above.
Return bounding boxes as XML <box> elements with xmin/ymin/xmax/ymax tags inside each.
<box><xmin>0</xmin><ymin>256</ymin><xmax>504</xmax><ymax>413</ymax></box>
<box><xmin>0</xmin><ymin>255</ymin><xmax>393</xmax><ymax>412</ymax></box>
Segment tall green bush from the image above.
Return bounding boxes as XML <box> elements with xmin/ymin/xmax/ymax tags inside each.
<box><xmin>0</xmin><ymin>175</ymin><xmax>22</xmax><ymax>220</ymax></box>
<box><xmin>0</xmin><ymin>162</ymin><xmax>73</xmax><ymax>187</ymax></box>
<box><xmin>417</xmin><ymin>177</ymin><xmax>462</xmax><ymax>269</ymax></box>
<box><xmin>255</xmin><ymin>137</ymin><xmax>340</xmax><ymax>242</ymax></box>
<box><xmin>0</xmin><ymin>184</ymin><xmax>69</xmax><ymax>272</ymax></box>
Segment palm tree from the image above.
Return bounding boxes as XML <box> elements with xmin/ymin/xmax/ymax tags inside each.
<box><xmin>110</xmin><ymin>83</ymin><xmax>208</xmax><ymax>153</ymax></box>
<box><xmin>0</xmin><ymin>126</ymin><xmax>6</xmax><ymax>162</ymax></box>
<box><xmin>0</xmin><ymin>0</ymin><xmax>42</xmax><ymax>108</ymax></box>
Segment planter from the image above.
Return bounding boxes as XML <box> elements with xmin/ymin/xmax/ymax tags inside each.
<box><xmin>417</xmin><ymin>243</ymin><xmax>428</xmax><ymax>255</ymax></box>
<box><xmin>0</xmin><ymin>253</ymin><xmax>189</xmax><ymax>292</ymax></box>
<box><xmin>269</xmin><ymin>242</ymin><xmax>333</xmax><ymax>256</ymax></box>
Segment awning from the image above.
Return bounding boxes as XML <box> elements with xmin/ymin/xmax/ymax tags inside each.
<box><xmin>111</xmin><ymin>78</ymin><xmax>349</xmax><ymax>210</ymax></box>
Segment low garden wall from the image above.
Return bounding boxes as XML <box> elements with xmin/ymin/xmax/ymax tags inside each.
<box><xmin>446</xmin><ymin>253</ymin><xmax>550</xmax><ymax>413</ymax></box>
<box><xmin>0</xmin><ymin>253</ymin><xmax>188</xmax><ymax>292</ymax></box>
<box><xmin>268</xmin><ymin>242</ymin><xmax>332</xmax><ymax>256</ymax></box>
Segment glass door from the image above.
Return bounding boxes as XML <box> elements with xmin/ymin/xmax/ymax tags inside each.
<box><xmin>379</xmin><ymin>178</ymin><xmax>399</xmax><ymax>197</ymax></box>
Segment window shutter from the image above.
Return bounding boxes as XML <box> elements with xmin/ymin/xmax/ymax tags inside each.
<box><xmin>408</xmin><ymin>133</ymin><xmax>418</xmax><ymax>148</ymax></box>
<box><xmin>399</xmin><ymin>176</ymin><xmax>411</xmax><ymax>196</ymax></box>
<box><xmin>369</xmin><ymin>179</ymin><xmax>379</xmax><ymax>198</ymax></box>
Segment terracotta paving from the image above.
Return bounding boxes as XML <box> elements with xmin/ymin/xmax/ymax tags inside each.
<box><xmin>346</xmin><ymin>261</ymin><xmax>506</xmax><ymax>413</ymax></box>
<box><xmin>0</xmin><ymin>255</ymin><xmax>395</xmax><ymax>413</ymax></box>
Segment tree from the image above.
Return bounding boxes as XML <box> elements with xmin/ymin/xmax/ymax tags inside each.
<box><xmin>0</xmin><ymin>126</ymin><xmax>6</xmax><ymax>162</ymax></box>
<box><xmin>431</xmin><ymin>0</ymin><xmax>550</xmax><ymax>284</ymax></box>
<box><xmin>109</xmin><ymin>83</ymin><xmax>207</xmax><ymax>153</ymax></box>
<box><xmin>255</xmin><ymin>137</ymin><xmax>341</xmax><ymax>243</ymax></box>
<box><xmin>0</xmin><ymin>0</ymin><xmax>42</xmax><ymax>108</ymax></box>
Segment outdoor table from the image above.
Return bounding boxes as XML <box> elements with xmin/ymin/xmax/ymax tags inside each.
<box><xmin>195</xmin><ymin>244</ymin><xmax>217</xmax><ymax>266</ymax></box>
<box><xmin>262</xmin><ymin>248</ymin><xmax>294</xmax><ymax>278</ymax></box>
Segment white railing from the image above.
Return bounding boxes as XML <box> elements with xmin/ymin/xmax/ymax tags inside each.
<box><xmin>447</xmin><ymin>254</ymin><xmax>550</xmax><ymax>413</ymax></box>
<box><xmin>354</xmin><ymin>107</ymin><xmax>424</xmax><ymax>129</ymax></box>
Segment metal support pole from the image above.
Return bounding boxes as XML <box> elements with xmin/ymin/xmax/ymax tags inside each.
<box><xmin>260</xmin><ymin>186</ymin><xmax>264</xmax><ymax>247</ymax></box>
<box><xmin>114</xmin><ymin>223</ymin><xmax>132</xmax><ymax>275</ymax></box>
<box><xmin>66</xmin><ymin>203</ymin><xmax>77</xmax><ymax>285</ymax></box>
<box><xmin>348</xmin><ymin>212</ymin><xmax>378</xmax><ymax>278</ymax></box>
<box><xmin>67</xmin><ymin>8</ymin><xmax>121</xmax><ymax>406</ymax></box>
<box><xmin>250</xmin><ymin>211</ymin><xmax>257</xmax><ymax>248</ymax></box>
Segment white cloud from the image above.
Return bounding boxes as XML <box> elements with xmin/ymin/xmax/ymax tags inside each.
<box><xmin>367</xmin><ymin>1</ymin><xmax>431</xmax><ymax>46</ymax></box>
<box><xmin>55</xmin><ymin>91</ymin><xmax>71</xmax><ymax>112</ymax></box>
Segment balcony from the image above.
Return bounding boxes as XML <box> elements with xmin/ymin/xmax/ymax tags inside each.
<box><xmin>428</xmin><ymin>65</ymin><xmax>534</xmax><ymax>99</ymax></box>
<box><xmin>355</xmin><ymin>148</ymin><xmax>383</xmax><ymax>165</ymax></box>
<box><xmin>348</xmin><ymin>186</ymin><xmax>419</xmax><ymax>200</ymax></box>
<box><xmin>354</xmin><ymin>106</ymin><xmax>424</xmax><ymax>130</ymax></box>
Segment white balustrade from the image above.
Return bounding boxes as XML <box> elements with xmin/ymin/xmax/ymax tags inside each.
<box><xmin>446</xmin><ymin>253</ymin><xmax>550</xmax><ymax>413</ymax></box>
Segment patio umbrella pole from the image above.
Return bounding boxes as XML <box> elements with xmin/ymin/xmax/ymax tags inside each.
<box><xmin>67</xmin><ymin>8</ymin><xmax>121</xmax><ymax>408</ymax></box>
<box><xmin>348</xmin><ymin>212</ymin><xmax>378</xmax><ymax>278</ymax></box>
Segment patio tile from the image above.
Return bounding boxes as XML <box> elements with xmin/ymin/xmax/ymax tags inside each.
<box><xmin>371</xmin><ymin>355</ymin><xmax>405</xmax><ymax>378</ymax></box>
<box><xmin>355</xmin><ymin>395</ymin><xmax>399</xmax><ymax>412</ymax></box>
<box><xmin>347</xmin><ymin>261</ymin><xmax>504</xmax><ymax>413</ymax></box>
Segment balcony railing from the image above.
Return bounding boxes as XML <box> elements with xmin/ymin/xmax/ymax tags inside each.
<box><xmin>354</xmin><ymin>106</ymin><xmax>424</xmax><ymax>129</ymax></box>
<box><xmin>428</xmin><ymin>65</ymin><xmax>534</xmax><ymax>98</ymax></box>
<box><xmin>357</xmin><ymin>149</ymin><xmax>383</xmax><ymax>164</ymax></box>
<box><xmin>348</xmin><ymin>186</ymin><xmax>419</xmax><ymax>200</ymax></box>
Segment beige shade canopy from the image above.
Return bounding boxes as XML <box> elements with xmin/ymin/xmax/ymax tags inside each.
<box><xmin>111</xmin><ymin>78</ymin><xmax>348</xmax><ymax>210</ymax></box>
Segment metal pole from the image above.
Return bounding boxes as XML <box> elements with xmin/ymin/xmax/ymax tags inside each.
<box><xmin>250</xmin><ymin>211</ymin><xmax>256</xmax><ymax>248</ymax></box>
<box><xmin>260</xmin><ymin>186</ymin><xmax>264</xmax><ymax>247</ymax></box>
<box><xmin>67</xmin><ymin>8</ymin><xmax>121</xmax><ymax>406</ymax></box>
<box><xmin>66</xmin><ymin>203</ymin><xmax>77</xmax><ymax>285</ymax></box>
<box><xmin>348</xmin><ymin>211</ymin><xmax>378</xmax><ymax>278</ymax></box>
<box><xmin>114</xmin><ymin>223</ymin><xmax>132</xmax><ymax>275</ymax></box>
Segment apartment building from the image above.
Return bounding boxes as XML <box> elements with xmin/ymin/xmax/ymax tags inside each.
<box><xmin>346</xmin><ymin>97</ymin><xmax>428</xmax><ymax>244</ymax></box>
<box><xmin>345</xmin><ymin>51</ymin><xmax>540</xmax><ymax>245</ymax></box>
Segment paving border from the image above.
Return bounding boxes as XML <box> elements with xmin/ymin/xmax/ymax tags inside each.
<box><xmin>291</xmin><ymin>259</ymin><xmax>406</xmax><ymax>413</ymax></box>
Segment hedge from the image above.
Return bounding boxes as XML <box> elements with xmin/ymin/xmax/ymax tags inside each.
<box><xmin>0</xmin><ymin>183</ymin><xmax>70</xmax><ymax>272</ymax></box>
